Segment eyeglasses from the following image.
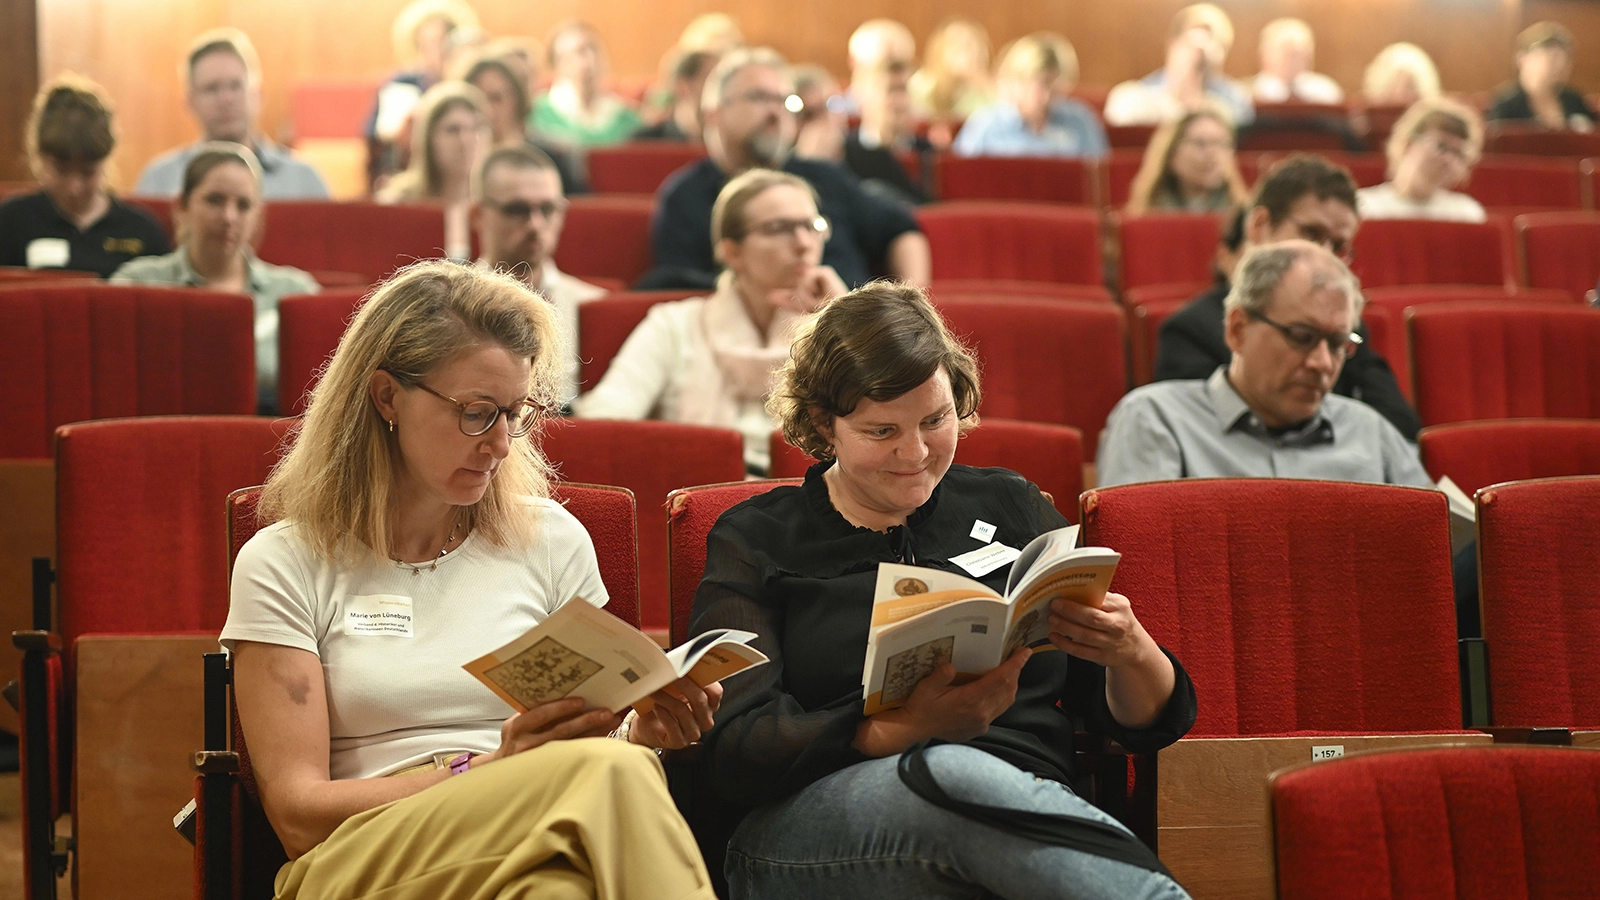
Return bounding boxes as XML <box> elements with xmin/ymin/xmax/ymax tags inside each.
<box><xmin>389</xmin><ymin>373</ymin><xmax>540</xmax><ymax>437</ymax></box>
<box><xmin>1247</xmin><ymin>309</ymin><xmax>1363</xmax><ymax>359</ymax></box>
<box><xmin>728</xmin><ymin>90</ymin><xmax>804</xmax><ymax>114</ymax></box>
<box><xmin>483</xmin><ymin>198</ymin><xmax>568</xmax><ymax>222</ymax></box>
<box><xmin>1284</xmin><ymin>218</ymin><xmax>1354</xmax><ymax>263</ymax></box>
<box><xmin>746</xmin><ymin>215</ymin><xmax>831</xmax><ymax>240</ymax></box>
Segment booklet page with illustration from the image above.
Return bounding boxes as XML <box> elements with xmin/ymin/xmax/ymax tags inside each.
<box><xmin>860</xmin><ymin>525</ymin><xmax>1120</xmax><ymax>714</ymax></box>
<box><xmin>464</xmin><ymin>598</ymin><xmax>768</xmax><ymax>715</ymax></box>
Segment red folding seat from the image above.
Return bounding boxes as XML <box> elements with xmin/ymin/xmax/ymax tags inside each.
<box><xmin>276</xmin><ymin>287</ymin><xmax>369</xmax><ymax>415</ymax></box>
<box><xmin>255</xmin><ymin>201</ymin><xmax>445</xmax><ymax>285</ymax></box>
<box><xmin>537</xmin><ymin>419</ymin><xmax>746</xmax><ymax>633</ymax></box>
<box><xmin>1272</xmin><ymin>747</ymin><xmax>1600</xmax><ymax>900</ymax></box>
<box><xmin>1105</xmin><ymin>125</ymin><xmax>1157</xmax><ymax>150</ymax></box>
<box><xmin>1515</xmin><ymin>210</ymin><xmax>1600</xmax><ymax>302</ymax></box>
<box><xmin>1355</xmin><ymin>103</ymin><xmax>1409</xmax><ymax>149</ymax></box>
<box><xmin>1350</xmin><ymin>218</ymin><xmax>1515</xmax><ymax>289</ymax></box>
<box><xmin>552</xmin><ymin>195</ymin><xmax>655</xmax><ymax>286</ymax></box>
<box><xmin>929</xmin><ymin>280</ymin><xmax>1112</xmax><ymax>303</ymax></box>
<box><xmin>1254</xmin><ymin>151</ymin><xmax>1383</xmax><ymax>188</ymax></box>
<box><xmin>767</xmin><ymin>418</ymin><xmax>1084</xmax><ymax>521</ymax></box>
<box><xmin>1407</xmin><ymin>302</ymin><xmax>1600</xmax><ymax>425</ymax></box>
<box><xmin>1484</xmin><ymin>125</ymin><xmax>1600</xmax><ymax>157</ymax></box>
<box><xmin>664</xmin><ymin>480</ymin><xmax>799</xmax><ymax>645</ymax></box>
<box><xmin>1101</xmin><ymin>149</ymin><xmax>1143</xmax><ymax>209</ymax></box>
<box><xmin>0</xmin><ymin>267</ymin><xmax>99</xmax><ymax>283</ymax></box>
<box><xmin>916</xmin><ymin>202</ymin><xmax>1102</xmax><ymax>285</ymax></box>
<box><xmin>586</xmin><ymin>143</ymin><xmax>707</xmax><ymax>195</ymax></box>
<box><xmin>1127</xmin><ymin>297</ymin><xmax>1191</xmax><ymax>386</ymax></box>
<box><xmin>1419</xmin><ymin>419</ymin><xmax>1600</xmax><ymax>493</ymax></box>
<box><xmin>123</xmin><ymin>196</ymin><xmax>174</xmax><ymax>243</ymax></box>
<box><xmin>289</xmin><ymin>81</ymin><xmax>381</xmax><ymax>140</ymax></box>
<box><xmin>935</xmin><ymin>297</ymin><xmax>1126</xmax><ymax>458</ymax></box>
<box><xmin>934</xmin><ymin>155</ymin><xmax>1095</xmax><ymax>204</ymax></box>
<box><xmin>1475</xmin><ymin>475</ymin><xmax>1600</xmax><ymax>735</ymax></box>
<box><xmin>1465</xmin><ymin>155</ymin><xmax>1583</xmax><ymax>212</ymax></box>
<box><xmin>575</xmin><ymin>290</ymin><xmax>700</xmax><ymax>390</ymax></box>
<box><xmin>1238</xmin><ymin>103</ymin><xmax>1357</xmax><ymax>153</ymax></box>
<box><xmin>1115</xmin><ymin>213</ymin><xmax>1221</xmax><ymax>291</ymax></box>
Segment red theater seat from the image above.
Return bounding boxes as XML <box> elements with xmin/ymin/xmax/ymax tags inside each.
<box><xmin>1465</xmin><ymin>155</ymin><xmax>1584</xmax><ymax>211</ymax></box>
<box><xmin>1106</xmin><ymin>125</ymin><xmax>1157</xmax><ymax>149</ymax></box>
<box><xmin>587</xmin><ymin>143</ymin><xmax>707</xmax><ymax>194</ymax></box>
<box><xmin>1127</xmin><ymin>297</ymin><xmax>1191</xmax><ymax>386</ymax></box>
<box><xmin>665</xmin><ymin>480</ymin><xmax>799</xmax><ymax>645</ymax></box>
<box><xmin>256</xmin><ymin>201</ymin><xmax>446</xmax><ymax>284</ymax></box>
<box><xmin>1350</xmin><ymin>218</ymin><xmax>1514</xmax><ymax>289</ymax></box>
<box><xmin>917</xmin><ymin>202</ymin><xmax>1102</xmax><ymax>285</ymax></box>
<box><xmin>0</xmin><ymin>284</ymin><xmax>256</xmax><ymax>459</ymax></box>
<box><xmin>1407</xmin><ymin>302</ymin><xmax>1600</xmax><ymax>425</ymax></box>
<box><xmin>1272</xmin><ymin>747</ymin><xmax>1600</xmax><ymax>900</ymax></box>
<box><xmin>1255</xmin><ymin>151</ymin><xmax>1385</xmax><ymax>188</ymax></box>
<box><xmin>290</xmin><ymin>81</ymin><xmax>381</xmax><ymax>140</ymax></box>
<box><xmin>934</xmin><ymin>155</ymin><xmax>1096</xmax><ymax>204</ymax></box>
<box><xmin>1516</xmin><ymin>211</ymin><xmax>1600</xmax><ymax>302</ymax></box>
<box><xmin>1116</xmin><ymin>213</ymin><xmax>1222</xmax><ymax>290</ymax></box>
<box><xmin>0</xmin><ymin>267</ymin><xmax>98</xmax><ymax>283</ymax></box>
<box><xmin>576</xmin><ymin>290</ymin><xmax>699</xmax><ymax>390</ymax></box>
<box><xmin>935</xmin><ymin>298</ymin><xmax>1125</xmax><ymax>458</ymax></box>
<box><xmin>929</xmin><ymin>280</ymin><xmax>1113</xmax><ymax>303</ymax></box>
<box><xmin>1485</xmin><ymin>125</ymin><xmax>1600</xmax><ymax>158</ymax></box>
<box><xmin>277</xmin><ymin>288</ymin><xmax>370</xmax><ymax>415</ymax></box>
<box><xmin>1419</xmin><ymin>419</ymin><xmax>1600</xmax><ymax>493</ymax></box>
<box><xmin>553</xmin><ymin>195</ymin><xmax>655</xmax><ymax>285</ymax></box>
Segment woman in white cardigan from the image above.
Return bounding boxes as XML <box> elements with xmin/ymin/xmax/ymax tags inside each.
<box><xmin>574</xmin><ymin>169</ymin><xmax>847</xmax><ymax>472</ymax></box>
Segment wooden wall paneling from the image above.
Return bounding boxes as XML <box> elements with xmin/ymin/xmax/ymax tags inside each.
<box><xmin>0</xmin><ymin>0</ymin><xmax>40</xmax><ymax>181</ymax></box>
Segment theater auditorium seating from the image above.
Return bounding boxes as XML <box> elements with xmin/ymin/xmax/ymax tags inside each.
<box><xmin>1515</xmin><ymin>211</ymin><xmax>1600</xmax><ymax>303</ymax></box>
<box><xmin>934</xmin><ymin>155</ymin><xmax>1096</xmax><ymax>205</ymax></box>
<box><xmin>276</xmin><ymin>287</ymin><xmax>369</xmax><ymax>414</ymax></box>
<box><xmin>552</xmin><ymin>195</ymin><xmax>656</xmax><ymax>285</ymax></box>
<box><xmin>1419</xmin><ymin>419</ymin><xmax>1600</xmax><ymax>494</ymax></box>
<box><xmin>917</xmin><ymin>202</ymin><xmax>1102</xmax><ymax>285</ymax></box>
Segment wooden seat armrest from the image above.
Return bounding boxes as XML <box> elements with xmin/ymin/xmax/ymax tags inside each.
<box><xmin>192</xmin><ymin>750</ymin><xmax>241</xmax><ymax>775</ymax></box>
<box><xmin>12</xmin><ymin>630</ymin><xmax>61</xmax><ymax>653</ymax></box>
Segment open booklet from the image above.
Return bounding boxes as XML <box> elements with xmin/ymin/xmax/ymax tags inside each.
<box><xmin>860</xmin><ymin>525</ymin><xmax>1120</xmax><ymax>715</ymax></box>
<box><xmin>1438</xmin><ymin>476</ymin><xmax>1476</xmax><ymax>556</ymax></box>
<box><xmin>464</xmin><ymin>598</ymin><xmax>769</xmax><ymax>716</ymax></box>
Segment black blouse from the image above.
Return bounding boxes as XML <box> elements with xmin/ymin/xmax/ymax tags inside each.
<box><xmin>688</xmin><ymin>462</ymin><xmax>1198</xmax><ymax>809</ymax></box>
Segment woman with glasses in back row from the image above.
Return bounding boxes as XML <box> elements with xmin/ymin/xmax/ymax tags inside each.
<box><xmin>1357</xmin><ymin>97</ymin><xmax>1486</xmax><ymax>223</ymax></box>
<box><xmin>575</xmin><ymin>169</ymin><xmax>847</xmax><ymax>473</ymax></box>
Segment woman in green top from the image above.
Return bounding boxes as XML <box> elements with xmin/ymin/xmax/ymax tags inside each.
<box><xmin>111</xmin><ymin>142</ymin><xmax>318</xmax><ymax>412</ymax></box>
<box><xmin>530</xmin><ymin>22</ymin><xmax>641</xmax><ymax>147</ymax></box>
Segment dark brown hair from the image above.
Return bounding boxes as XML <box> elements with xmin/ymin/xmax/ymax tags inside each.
<box><xmin>27</xmin><ymin>75</ymin><xmax>115</xmax><ymax>169</ymax></box>
<box><xmin>465</xmin><ymin>55</ymin><xmax>531</xmax><ymax>123</ymax></box>
<box><xmin>1251</xmin><ymin>154</ymin><xmax>1358</xmax><ymax>226</ymax></box>
<box><xmin>179</xmin><ymin>142</ymin><xmax>263</xmax><ymax>205</ymax></box>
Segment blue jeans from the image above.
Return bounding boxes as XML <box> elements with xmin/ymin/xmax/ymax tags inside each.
<box><xmin>725</xmin><ymin>744</ymin><xmax>1190</xmax><ymax>900</ymax></box>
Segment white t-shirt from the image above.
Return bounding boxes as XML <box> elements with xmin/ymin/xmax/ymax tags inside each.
<box><xmin>1356</xmin><ymin>183</ymin><xmax>1488</xmax><ymax>223</ymax></box>
<box><xmin>220</xmin><ymin>498</ymin><xmax>609</xmax><ymax>780</ymax></box>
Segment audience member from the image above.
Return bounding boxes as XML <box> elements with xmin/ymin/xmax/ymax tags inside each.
<box><xmin>910</xmin><ymin>19</ymin><xmax>995</xmax><ymax>129</ymax></box>
<box><xmin>1124</xmin><ymin>105</ymin><xmax>1248</xmax><ymax>214</ymax></box>
<box><xmin>135</xmin><ymin>29</ymin><xmax>328</xmax><ymax>200</ymax></box>
<box><xmin>1154</xmin><ymin>155</ymin><xmax>1421</xmax><ymax>439</ymax></box>
<box><xmin>791</xmin><ymin>65</ymin><xmax>850</xmax><ymax>163</ymax></box>
<box><xmin>472</xmin><ymin>145</ymin><xmax>604</xmax><ymax>406</ymax></box>
<box><xmin>1103</xmin><ymin>241</ymin><xmax>1430</xmax><ymax>487</ymax></box>
<box><xmin>531</xmin><ymin>22</ymin><xmax>641</xmax><ymax>147</ymax></box>
<box><xmin>1362</xmin><ymin>42</ymin><xmax>1441</xmax><ymax>108</ymax></box>
<box><xmin>1104</xmin><ymin>4</ymin><xmax>1254</xmax><ymax>127</ymax></box>
<box><xmin>1487</xmin><ymin>21</ymin><xmax>1597</xmax><ymax>131</ymax></box>
<box><xmin>690</xmin><ymin>281</ymin><xmax>1196</xmax><ymax>898</ymax></box>
<box><xmin>677</xmin><ymin>12</ymin><xmax>745</xmax><ymax>55</ymax></box>
<box><xmin>1358</xmin><ymin>97</ymin><xmax>1486</xmax><ymax>222</ymax></box>
<box><xmin>112</xmin><ymin>144</ymin><xmax>318</xmax><ymax>413</ymax></box>
<box><xmin>634</xmin><ymin>49</ymin><xmax>720</xmax><ymax>143</ymax></box>
<box><xmin>844</xmin><ymin>19</ymin><xmax>918</xmax><ymax>113</ymax></box>
<box><xmin>462</xmin><ymin>54</ymin><xmax>586</xmax><ymax>195</ymax></box>
<box><xmin>952</xmin><ymin>33</ymin><xmax>1109</xmax><ymax>159</ymax></box>
<box><xmin>377</xmin><ymin>81</ymin><xmax>487</xmax><ymax>261</ymax></box>
<box><xmin>223</xmin><ymin>260</ymin><xmax>718</xmax><ymax>899</ymax></box>
<box><xmin>367</xmin><ymin>0</ymin><xmax>480</xmax><ymax>184</ymax></box>
<box><xmin>640</xmin><ymin>48</ymin><xmax>929</xmax><ymax>291</ymax></box>
<box><xmin>577</xmin><ymin>169</ymin><xmax>846</xmax><ymax>472</ymax></box>
<box><xmin>1252</xmin><ymin>18</ymin><xmax>1344</xmax><ymax>105</ymax></box>
<box><xmin>846</xmin><ymin>58</ymin><xmax>933</xmax><ymax>204</ymax></box>
<box><xmin>0</xmin><ymin>75</ymin><xmax>168</xmax><ymax>277</ymax></box>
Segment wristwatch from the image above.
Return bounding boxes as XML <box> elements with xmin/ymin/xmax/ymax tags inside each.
<box><xmin>447</xmin><ymin>752</ymin><xmax>474</xmax><ymax>776</ymax></box>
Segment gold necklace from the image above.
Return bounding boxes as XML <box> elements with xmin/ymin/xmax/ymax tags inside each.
<box><xmin>395</xmin><ymin>510</ymin><xmax>464</xmax><ymax>576</ymax></box>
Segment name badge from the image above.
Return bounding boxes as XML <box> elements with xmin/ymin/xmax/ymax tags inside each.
<box><xmin>949</xmin><ymin>542</ymin><xmax>1022</xmax><ymax>578</ymax></box>
<box><xmin>345</xmin><ymin>594</ymin><xmax>414</xmax><ymax>637</ymax></box>
<box><xmin>26</xmin><ymin>238</ymin><xmax>70</xmax><ymax>269</ymax></box>
<box><xmin>970</xmin><ymin>519</ymin><xmax>997</xmax><ymax>542</ymax></box>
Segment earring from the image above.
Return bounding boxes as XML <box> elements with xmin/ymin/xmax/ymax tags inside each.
<box><xmin>388</xmin><ymin>419</ymin><xmax>395</xmax><ymax>433</ymax></box>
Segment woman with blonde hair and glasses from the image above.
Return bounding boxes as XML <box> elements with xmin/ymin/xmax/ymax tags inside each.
<box><xmin>223</xmin><ymin>260</ymin><xmax>719</xmax><ymax>899</ymax></box>
<box><xmin>1124</xmin><ymin>105</ymin><xmax>1249</xmax><ymax>215</ymax></box>
<box><xmin>1357</xmin><ymin>97</ymin><xmax>1486</xmax><ymax>222</ymax></box>
<box><xmin>575</xmin><ymin>169</ymin><xmax>846</xmax><ymax>473</ymax></box>
<box><xmin>378</xmin><ymin>81</ymin><xmax>488</xmax><ymax>260</ymax></box>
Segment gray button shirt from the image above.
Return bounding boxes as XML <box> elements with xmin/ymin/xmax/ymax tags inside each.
<box><xmin>133</xmin><ymin>139</ymin><xmax>330</xmax><ymax>200</ymax></box>
<box><xmin>1097</xmin><ymin>367</ymin><xmax>1433</xmax><ymax>489</ymax></box>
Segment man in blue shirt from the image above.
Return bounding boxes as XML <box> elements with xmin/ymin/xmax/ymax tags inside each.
<box><xmin>952</xmin><ymin>33</ymin><xmax>1108</xmax><ymax>159</ymax></box>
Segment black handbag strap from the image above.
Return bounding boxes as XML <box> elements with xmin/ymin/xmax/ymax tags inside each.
<box><xmin>896</xmin><ymin>741</ymin><xmax>1173</xmax><ymax>880</ymax></box>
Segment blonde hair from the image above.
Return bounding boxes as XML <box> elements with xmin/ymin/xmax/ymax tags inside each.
<box><xmin>1386</xmin><ymin>96</ymin><xmax>1484</xmax><ymax>175</ymax></box>
<box><xmin>998</xmin><ymin>33</ymin><xmax>1079</xmax><ymax>92</ymax></box>
<box><xmin>381</xmin><ymin>81</ymin><xmax>485</xmax><ymax>201</ymax></box>
<box><xmin>679</xmin><ymin>13</ymin><xmax>745</xmax><ymax>54</ymax></box>
<box><xmin>184</xmin><ymin>27</ymin><xmax>262</xmax><ymax>88</ymax></box>
<box><xmin>710</xmin><ymin>168</ymin><xmax>819</xmax><ymax>288</ymax></box>
<box><xmin>262</xmin><ymin>261</ymin><xmax>563</xmax><ymax>563</ymax></box>
<box><xmin>1171</xmin><ymin>3</ymin><xmax>1234</xmax><ymax>53</ymax></box>
<box><xmin>1125</xmin><ymin>105</ymin><xmax>1249</xmax><ymax>215</ymax></box>
<box><xmin>1363</xmin><ymin>43</ymin><xmax>1441</xmax><ymax>103</ymax></box>
<box><xmin>919</xmin><ymin>19</ymin><xmax>991</xmax><ymax>117</ymax></box>
<box><xmin>391</xmin><ymin>0</ymin><xmax>480</xmax><ymax>64</ymax></box>
<box><xmin>1258</xmin><ymin>18</ymin><xmax>1314</xmax><ymax>56</ymax></box>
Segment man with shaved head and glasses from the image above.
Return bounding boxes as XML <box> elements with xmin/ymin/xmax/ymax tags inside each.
<box><xmin>1098</xmin><ymin>240</ymin><xmax>1431</xmax><ymax>489</ymax></box>
<box><xmin>1154</xmin><ymin>154</ymin><xmax>1420</xmax><ymax>439</ymax></box>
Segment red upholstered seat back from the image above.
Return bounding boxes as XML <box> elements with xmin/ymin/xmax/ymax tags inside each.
<box><xmin>553</xmin><ymin>195</ymin><xmax>655</xmax><ymax>285</ymax></box>
<box><xmin>1419</xmin><ymin>420</ymin><xmax>1600</xmax><ymax>493</ymax></box>
<box><xmin>1128</xmin><ymin>297</ymin><xmax>1190</xmax><ymax>386</ymax></box>
<box><xmin>917</xmin><ymin>202</ymin><xmax>1102</xmax><ymax>285</ymax></box>
<box><xmin>930</xmin><ymin>281</ymin><xmax>1113</xmax><ymax>303</ymax></box>
<box><xmin>0</xmin><ymin>266</ymin><xmax>98</xmax><ymax>283</ymax></box>
<box><xmin>255</xmin><ymin>202</ymin><xmax>445</xmax><ymax>284</ymax></box>
<box><xmin>1080</xmin><ymin>479</ymin><xmax>1461</xmax><ymax>737</ymax></box>
<box><xmin>537</xmin><ymin>419</ymin><xmax>746</xmax><ymax>632</ymax></box>
<box><xmin>1407</xmin><ymin>302</ymin><xmax>1600</xmax><ymax>426</ymax></box>
<box><xmin>766</xmin><ymin>419</ymin><xmax>1085</xmax><ymax>521</ymax></box>
<box><xmin>666</xmin><ymin>479</ymin><xmax>800</xmax><ymax>645</ymax></box>
<box><xmin>0</xmin><ymin>285</ymin><xmax>257</xmax><ymax>459</ymax></box>
<box><xmin>1256</xmin><ymin>151</ymin><xmax>1386</xmax><ymax>187</ymax></box>
<box><xmin>1116</xmin><ymin>213</ymin><xmax>1222</xmax><ymax>290</ymax></box>
<box><xmin>935</xmin><ymin>297</ymin><xmax>1126</xmax><ymax>460</ymax></box>
<box><xmin>1102</xmin><ymin>149</ymin><xmax>1143</xmax><ymax>208</ymax></box>
<box><xmin>586</xmin><ymin>143</ymin><xmax>706</xmax><ymax>194</ymax></box>
<box><xmin>1476</xmin><ymin>476</ymin><xmax>1600</xmax><ymax>729</ymax></box>
<box><xmin>1485</xmin><ymin>126</ymin><xmax>1600</xmax><ymax>157</ymax></box>
<box><xmin>1350</xmin><ymin>218</ymin><xmax>1514</xmax><ymax>289</ymax></box>
<box><xmin>1273</xmin><ymin>747</ymin><xmax>1600</xmax><ymax>900</ymax></box>
<box><xmin>935</xmin><ymin>156</ymin><xmax>1095</xmax><ymax>204</ymax></box>
<box><xmin>57</xmin><ymin>417</ymin><xmax>289</xmax><ymax>655</ymax></box>
<box><xmin>277</xmin><ymin>288</ymin><xmax>370</xmax><ymax>415</ymax></box>
<box><xmin>1465</xmin><ymin>156</ymin><xmax>1584</xmax><ymax>211</ymax></box>
<box><xmin>575</xmin><ymin>291</ymin><xmax>699</xmax><ymax>390</ymax></box>
<box><xmin>1516</xmin><ymin>211</ymin><xmax>1600</xmax><ymax>302</ymax></box>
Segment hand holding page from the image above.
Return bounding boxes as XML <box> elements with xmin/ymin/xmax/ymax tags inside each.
<box><xmin>464</xmin><ymin>598</ymin><xmax>768</xmax><ymax>715</ymax></box>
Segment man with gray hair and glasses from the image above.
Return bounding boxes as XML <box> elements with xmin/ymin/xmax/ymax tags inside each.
<box><xmin>1099</xmin><ymin>240</ymin><xmax>1431</xmax><ymax>489</ymax></box>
